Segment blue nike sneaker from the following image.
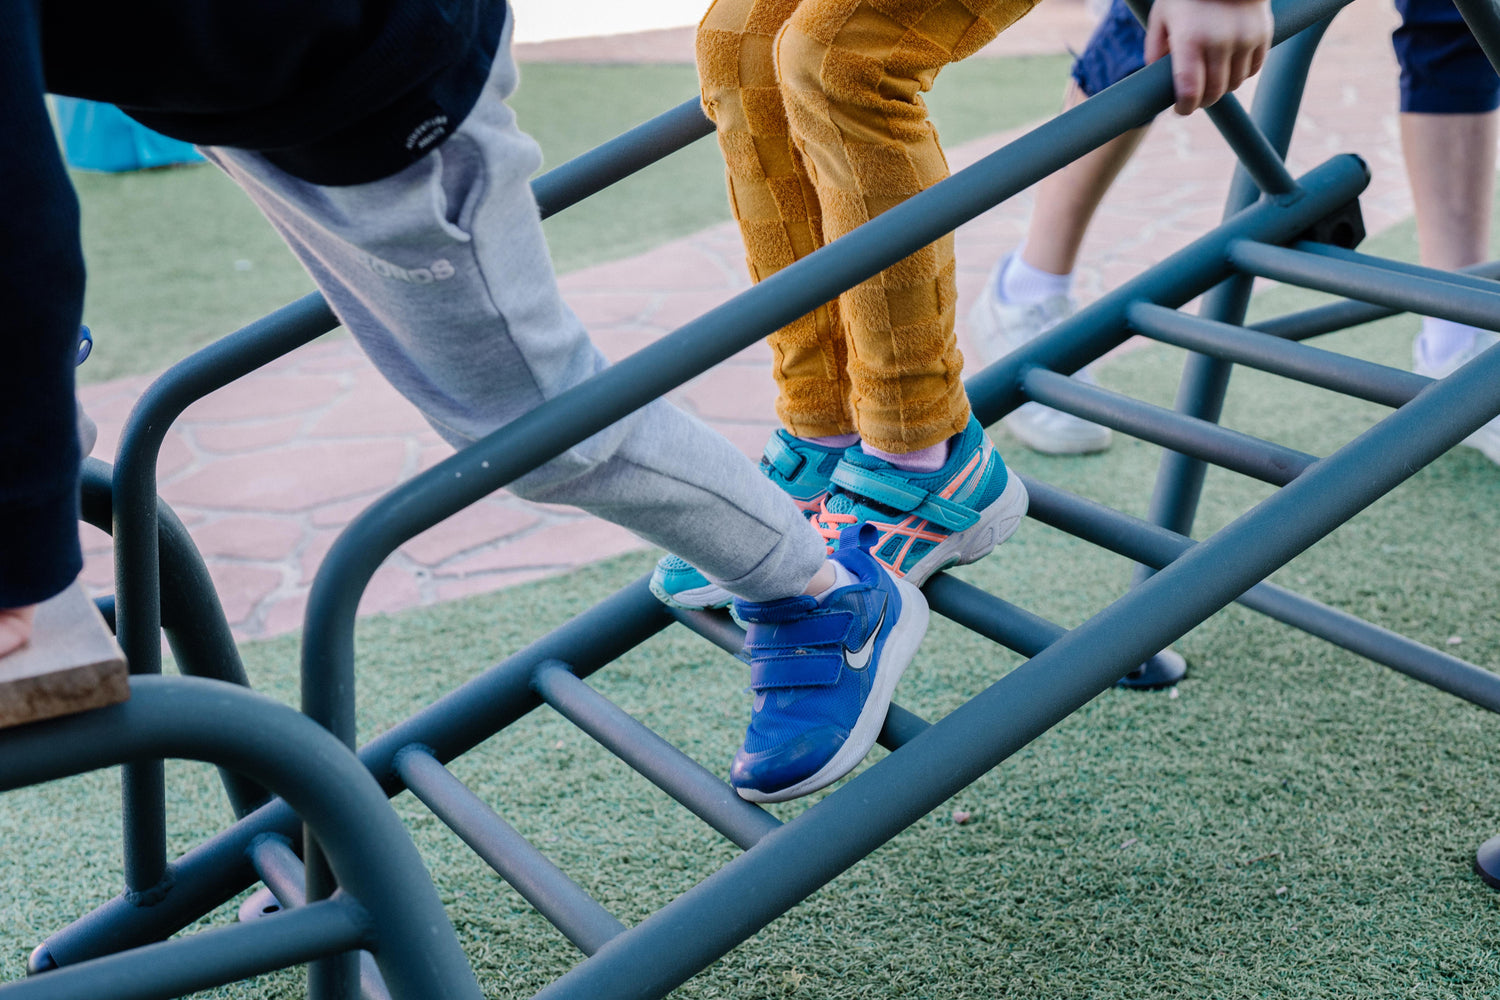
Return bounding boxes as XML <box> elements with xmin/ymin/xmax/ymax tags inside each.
<box><xmin>728</xmin><ymin>521</ymin><xmax>929</xmax><ymax>803</ymax></box>
<box><xmin>650</xmin><ymin>430</ymin><xmax>846</xmax><ymax>611</ymax></box>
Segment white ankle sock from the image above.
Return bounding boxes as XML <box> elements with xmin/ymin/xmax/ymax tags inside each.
<box><xmin>808</xmin><ymin>560</ymin><xmax>856</xmax><ymax>603</ymax></box>
<box><xmin>998</xmin><ymin>248</ymin><xmax>1074</xmax><ymax>305</ymax></box>
<box><xmin>1417</xmin><ymin>317</ymin><xmax>1480</xmax><ymax>369</ymax></box>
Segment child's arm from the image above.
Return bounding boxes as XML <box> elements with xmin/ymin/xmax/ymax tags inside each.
<box><xmin>1146</xmin><ymin>0</ymin><xmax>1274</xmax><ymax>115</ymax></box>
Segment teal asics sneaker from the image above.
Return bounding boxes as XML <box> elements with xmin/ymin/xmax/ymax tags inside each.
<box><xmin>650</xmin><ymin>430</ymin><xmax>846</xmax><ymax>611</ymax></box>
<box><xmin>813</xmin><ymin>416</ymin><xmax>1027</xmax><ymax>586</ymax></box>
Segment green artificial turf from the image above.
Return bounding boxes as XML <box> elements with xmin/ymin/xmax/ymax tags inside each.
<box><xmin>8</xmin><ymin>211</ymin><xmax>1499</xmax><ymax>997</ymax></box>
<box><xmin>69</xmin><ymin>54</ymin><xmax>1070</xmax><ymax>385</ymax></box>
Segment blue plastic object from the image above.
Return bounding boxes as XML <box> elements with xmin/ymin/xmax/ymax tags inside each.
<box><xmin>53</xmin><ymin>98</ymin><xmax>203</xmax><ymax>173</ymax></box>
<box><xmin>77</xmin><ymin>326</ymin><xmax>92</xmax><ymax>366</ymax></box>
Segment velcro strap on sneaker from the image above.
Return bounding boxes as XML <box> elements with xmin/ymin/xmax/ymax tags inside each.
<box><xmin>745</xmin><ymin>609</ymin><xmax>854</xmax><ymax>689</ymax></box>
<box><xmin>830</xmin><ymin>464</ymin><xmax>982</xmax><ymax>532</ymax></box>
<box><xmin>749</xmin><ymin>648</ymin><xmax>845</xmax><ymax>689</ymax></box>
<box><xmin>762</xmin><ymin>434</ymin><xmax>806</xmax><ymax>483</ymax></box>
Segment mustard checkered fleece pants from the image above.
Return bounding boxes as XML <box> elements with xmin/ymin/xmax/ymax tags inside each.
<box><xmin>697</xmin><ymin>0</ymin><xmax>1038</xmax><ymax>453</ymax></box>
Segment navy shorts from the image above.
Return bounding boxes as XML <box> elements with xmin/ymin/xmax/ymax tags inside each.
<box><xmin>1072</xmin><ymin>0</ymin><xmax>1500</xmax><ymax>114</ymax></box>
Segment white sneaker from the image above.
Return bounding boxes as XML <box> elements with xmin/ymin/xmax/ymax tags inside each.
<box><xmin>1413</xmin><ymin>330</ymin><xmax>1500</xmax><ymax>466</ymax></box>
<box><xmin>967</xmin><ymin>258</ymin><xmax>1113</xmax><ymax>455</ymax></box>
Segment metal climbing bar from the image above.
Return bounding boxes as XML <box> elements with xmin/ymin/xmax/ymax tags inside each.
<box><xmin>1020</xmin><ymin>369</ymin><xmax>1319</xmax><ymax>484</ymax></box>
<box><xmin>1</xmin><ymin>899</ymin><xmax>371</xmax><ymax>1000</ymax></box>
<box><xmin>1228</xmin><ymin>239</ymin><xmax>1500</xmax><ymax>326</ymax></box>
<box><xmin>530</xmin><ymin>661</ymin><xmax>781</xmax><ymax>850</ymax></box>
<box><xmin>1120</xmin><ymin>0</ymin><xmax>1301</xmax><ymax>198</ymax></box>
<box><xmin>2</xmin><ymin>678</ymin><xmax>483</xmax><ymax>999</ymax></box>
<box><xmin>1247</xmin><ymin>258</ymin><xmax>1500</xmax><ymax>340</ymax></box>
<box><xmin>395</xmin><ymin>746</ymin><xmax>628</xmax><ymax>956</ymax></box>
<box><xmin>1021</xmin><ymin>477</ymin><xmax>1500</xmax><ymax>713</ymax></box>
<box><xmin>1202</xmin><ymin>95</ymin><xmax>1301</xmax><ymax>197</ymax></box>
<box><xmin>1125</xmin><ymin>302</ymin><xmax>1429</xmax><ymax>406</ymax></box>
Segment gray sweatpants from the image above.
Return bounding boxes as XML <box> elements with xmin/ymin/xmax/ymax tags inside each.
<box><xmin>202</xmin><ymin>12</ymin><xmax>823</xmax><ymax>602</ymax></box>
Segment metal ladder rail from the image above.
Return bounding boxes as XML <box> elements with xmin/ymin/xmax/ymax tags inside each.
<box><xmin>998</xmin><ymin>264</ymin><xmax>1500</xmax><ymax>713</ymax></box>
<box><xmin>525</xmin><ymin>286</ymin><xmax>1500</xmax><ymax>1000</ymax></box>
<box><xmin>1020</xmin><ymin>369</ymin><xmax>1318</xmax><ymax>484</ymax></box>
<box><xmin>298</xmin><ymin>185</ymin><xmax>1424</xmax><ymax>981</ymax></box>
<box><xmin>283</xmin><ymin>38</ymin><xmax>1362</xmax><ymax>996</ymax></box>
<box><xmin>1125</xmin><ymin>302</ymin><xmax>1431</xmax><ymax>406</ymax></box>
<box><xmin>0</xmin><ymin>677</ymin><xmax>482</xmax><ymax>1000</ymax></box>
<box><xmin>1021</xmin><ymin>476</ymin><xmax>1500</xmax><ymax>712</ymax></box>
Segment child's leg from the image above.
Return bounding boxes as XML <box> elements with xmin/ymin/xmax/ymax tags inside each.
<box><xmin>776</xmin><ymin>0</ymin><xmax>1037</xmax><ymax>454</ymax></box>
<box><xmin>697</xmin><ymin>0</ymin><xmax>855</xmax><ymax>439</ymax></box>
<box><xmin>202</xmin><ymin>19</ymin><xmax>825</xmax><ymax>604</ymax></box>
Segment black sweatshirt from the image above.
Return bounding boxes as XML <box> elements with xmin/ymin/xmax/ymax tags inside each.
<box><xmin>0</xmin><ymin>0</ymin><xmax>505</xmax><ymax>607</ymax></box>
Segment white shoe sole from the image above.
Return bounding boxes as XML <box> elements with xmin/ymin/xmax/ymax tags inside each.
<box><xmin>649</xmin><ymin>578</ymin><xmax>732</xmax><ymax>611</ymax></box>
<box><xmin>900</xmin><ymin>471</ymin><xmax>1030</xmax><ymax>588</ymax></box>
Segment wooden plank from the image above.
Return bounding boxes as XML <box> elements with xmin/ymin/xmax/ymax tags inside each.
<box><xmin>0</xmin><ymin>583</ymin><xmax>128</xmax><ymax>729</ymax></box>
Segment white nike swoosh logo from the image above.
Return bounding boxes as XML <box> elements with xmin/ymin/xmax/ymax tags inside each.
<box><xmin>844</xmin><ymin>600</ymin><xmax>886</xmax><ymax>671</ymax></box>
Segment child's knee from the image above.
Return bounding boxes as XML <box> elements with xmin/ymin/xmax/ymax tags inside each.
<box><xmin>697</xmin><ymin>0</ymin><xmax>785</xmax><ymax>115</ymax></box>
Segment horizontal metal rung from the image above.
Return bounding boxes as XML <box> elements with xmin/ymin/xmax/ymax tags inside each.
<box><xmin>0</xmin><ymin>898</ymin><xmax>372</xmax><ymax>1000</ymax></box>
<box><xmin>247</xmin><ymin>837</ymin><xmax>393</xmax><ymax>1000</ymax></box>
<box><xmin>1126</xmin><ymin>301</ymin><xmax>1428</xmax><ymax>407</ymax></box>
<box><xmin>394</xmin><ymin>746</ymin><xmax>626</xmax><ymax>956</ymax></box>
<box><xmin>666</xmin><ymin>607</ymin><xmax>932</xmax><ymax>750</ymax></box>
<box><xmin>1228</xmin><ymin>239</ymin><xmax>1500</xmax><ymax>331</ymax></box>
<box><xmin>248</xmin><ymin>835</ymin><xmax>306</xmax><ymax>907</ymax></box>
<box><xmin>531</xmin><ymin>660</ymin><xmax>781</xmax><ymax>850</ymax></box>
<box><xmin>1021</xmin><ymin>476</ymin><xmax>1500</xmax><ymax>714</ymax></box>
<box><xmin>923</xmin><ymin>575</ymin><xmax>1065</xmax><ymax>658</ymax></box>
<box><xmin>1294</xmin><ymin>241</ymin><xmax>1500</xmax><ymax>297</ymax></box>
<box><xmin>1022</xmin><ymin>367</ymin><xmax>1316</xmax><ymax>486</ymax></box>
<box><xmin>1250</xmin><ymin>260</ymin><xmax>1500</xmax><ymax>343</ymax></box>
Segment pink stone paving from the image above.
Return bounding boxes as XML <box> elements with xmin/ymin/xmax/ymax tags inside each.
<box><xmin>75</xmin><ymin>0</ymin><xmax>1432</xmax><ymax>642</ymax></box>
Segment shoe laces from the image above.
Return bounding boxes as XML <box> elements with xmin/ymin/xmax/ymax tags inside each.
<box><xmin>813</xmin><ymin>497</ymin><xmax>857</xmax><ymax>548</ymax></box>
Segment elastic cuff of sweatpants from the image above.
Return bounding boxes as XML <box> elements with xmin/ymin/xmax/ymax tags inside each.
<box><xmin>1401</xmin><ymin>85</ymin><xmax>1500</xmax><ymax>115</ymax></box>
<box><xmin>0</xmin><ymin>487</ymin><xmax>83</xmax><ymax>609</ymax></box>
<box><xmin>710</xmin><ymin>516</ymin><xmax>825</xmax><ymax>603</ymax></box>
